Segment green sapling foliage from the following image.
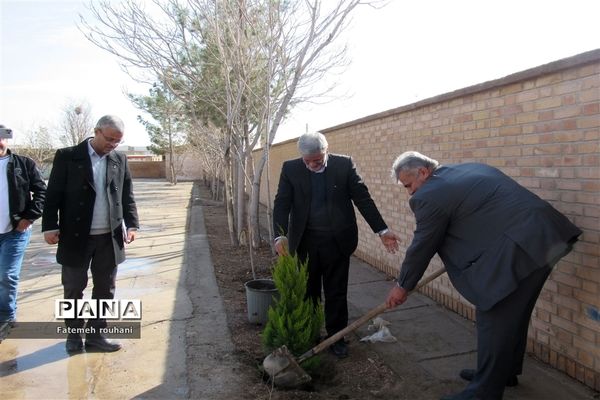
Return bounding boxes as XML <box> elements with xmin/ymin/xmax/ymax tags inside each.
<box><xmin>262</xmin><ymin>253</ymin><xmax>324</xmax><ymax>371</ymax></box>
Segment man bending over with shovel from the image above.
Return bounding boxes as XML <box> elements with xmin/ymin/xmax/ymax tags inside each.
<box><xmin>385</xmin><ymin>151</ymin><xmax>581</xmax><ymax>400</ymax></box>
<box><xmin>273</xmin><ymin>132</ymin><xmax>400</xmax><ymax>359</ymax></box>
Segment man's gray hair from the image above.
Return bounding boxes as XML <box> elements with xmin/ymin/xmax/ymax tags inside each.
<box><xmin>297</xmin><ymin>132</ymin><xmax>328</xmax><ymax>155</ymax></box>
<box><xmin>391</xmin><ymin>151</ymin><xmax>439</xmax><ymax>180</ymax></box>
<box><xmin>95</xmin><ymin>115</ymin><xmax>125</xmax><ymax>133</ymax></box>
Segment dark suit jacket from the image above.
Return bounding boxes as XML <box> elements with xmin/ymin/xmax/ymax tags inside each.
<box><xmin>397</xmin><ymin>163</ymin><xmax>582</xmax><ymax>310</ymax></box>
<box><xmin>42</xmin><ymin>139</ymin><xmax>139</xmax><ymax>267</ymax></box>
<box><xmin>273</xmin><ymin>154</ymin><xmax>387</xmax><ymax>256</ymax></box>
<box><xmin>6</xmin><ymin>149</ymin><xmax>46</xmax><ymax>228</ymax></box>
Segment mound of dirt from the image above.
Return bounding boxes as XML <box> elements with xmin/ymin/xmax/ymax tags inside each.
<box><xmin>198</xmin><ymin>183</ymin><xmax>403</xmax><ymax>399</ymax></box>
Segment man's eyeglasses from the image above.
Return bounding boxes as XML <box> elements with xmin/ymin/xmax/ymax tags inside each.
<box><xmin>98</xmin><ymin>131</ymin><xmax>124</xmax><ymax>145</ymax></box>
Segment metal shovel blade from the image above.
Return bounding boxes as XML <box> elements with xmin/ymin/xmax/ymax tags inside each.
<box><xmin>263</xmin><ymin>345</ymin><xmax>311</xmax><ymax>388</ymax></box>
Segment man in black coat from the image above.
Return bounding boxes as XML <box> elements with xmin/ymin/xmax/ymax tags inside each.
<box><xmin>43</xmin><ymin>115</ymin><xmax>139</xmax><ymax>353</ymax></box>
<box><xmin>385</xmin><ymin>151</ymin><xmax>581</xmax><ymax>400</ymax></box>
<box><xmin>273</xmin><ymin>132</ymin><xmax>400</xmax><ymax>358</ymax></box>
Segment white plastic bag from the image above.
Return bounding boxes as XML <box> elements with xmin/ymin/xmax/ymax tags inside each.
<box><xmin>359</xmin><ymin>317</ymin><xmax>397</xmax><ymax>343</ymax></box>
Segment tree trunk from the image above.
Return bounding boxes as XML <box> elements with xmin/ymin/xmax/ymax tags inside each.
<box><xmin>248</xmin><ymin>178</ymin><xmax>261</xmax><ymax>249</ymax></box>
<box><xmin>211</xmin><ymin>175</ymin><xmax>217</xmax><ymax>200</ymax></box>
<box><xmin>249</xmin><ymin>140</ymin><xmax>277</xmax><ymax>250</ymax></box>
<box><xmin>168</xmin><ymin>127</ymin><xmax>177</xmax><ymax>185</ymax></box>
<box><xmin>224</xmin><ymin>144</ymin><xmax>238</xmax><ymax>246</ymax></box>
<box><xmin>236</xmin><ymin>155</ymin><xmax>246</xmax><ymax>245</ymax></box>
<box><xmin>170</xmin><ymin>163</ymin><xmax>177</xmax><ymax>185</ymax></box>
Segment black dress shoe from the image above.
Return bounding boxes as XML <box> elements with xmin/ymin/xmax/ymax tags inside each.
<box><xmin>85</xmin><ymin>336</ymin><xmax>122</xmax><ymax>352</ymax></box>
<box><xmin>459</xmin><ymin>368</ymin><xmax>519</xmax><ymax>387</ymax></box>
<box><xmin>329</xmin><ymin>340</ymin><xmax>348</xmax><ymax>358</ymax></box>
<box><xmin>66</xmin><ymin>333</ymin><xmax>84</xmax><ymax>353</ymax></box>
<box><xmin>459</xmin><ymin>369</ymin><xmax>476</xmax><ymax>381</ymax></box>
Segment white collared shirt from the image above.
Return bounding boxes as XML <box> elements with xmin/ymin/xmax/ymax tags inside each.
<box><xmin>87</xmin><ymin>139</ymin><xmax>111</xmax><ymax>234</ymax></box>
<box><xmin>0</xmin><ymin>155</ymin><xmax>11</xmax><ymax>233</ymax></box>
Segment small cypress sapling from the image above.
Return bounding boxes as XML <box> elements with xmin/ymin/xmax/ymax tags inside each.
<box><xmin>262</xmin><ymin>253</ymin><xmax>324</xmax><ymax>371</ymax></box>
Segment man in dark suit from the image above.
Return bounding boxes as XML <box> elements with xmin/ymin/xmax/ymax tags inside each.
<box><xmin>43</xmin><ymin>115</ymin><xmax>139</xmax><ymax>353</ymax></box>
<box><xmin>385</xmin><ymin>151</ymin><xmax>581</xmax><ymax>400</ymax></box>
<box><xmin>273</xmin><ymin>132</ymin><xmax>400</xmax><ymax>358</ymax></box>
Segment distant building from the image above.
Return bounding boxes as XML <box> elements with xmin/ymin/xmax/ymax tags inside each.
<box><xmin>115</xmin><ymin>145</ymin><xmax>166</xmax><ymax>179</ymax></box>
<box><xmin>116</xmin><ymin>145</ymin><xmax>162</xmax><ymax>162</ymax></box>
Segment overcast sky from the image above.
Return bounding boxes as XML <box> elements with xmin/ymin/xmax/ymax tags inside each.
<box><xmin>1</xmin><ymin>0</ymin><xmax>599</xmax><ymax>146</ymax></box>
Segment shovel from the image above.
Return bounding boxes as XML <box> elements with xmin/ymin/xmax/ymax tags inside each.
<box><xmin>262</xmin><ymin>267</ymin><xmax>446</xmax><ymax>388</ymax></box>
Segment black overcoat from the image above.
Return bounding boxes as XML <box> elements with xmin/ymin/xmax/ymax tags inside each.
<box><xmin>273</xmin><ymin>154</ymin><xmax>386</xmax><ymax>257</ymax></box>
<box><xmin>42</xmin><ymin>140</ymin><xmax>139</xmax><ymax>267</ymax></box>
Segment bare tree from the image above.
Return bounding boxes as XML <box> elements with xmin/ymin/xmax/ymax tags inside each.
<box><xmin>80</xmin><ymin>0</ymin><xmax>383</xmax><ymax>249</ymax></box>
<box><xmin>165</xmin><ymin>143</ymin><xmax>190</xmax><ymax>183</ymax></box>
<box><xmin>81</xmin><ymin>0</ymin><xmax>263</xmax><ymax>246</ymax></box>
<box><xmin>17</xmin><ymin>126</ymin><xmax>56</xmax><ymax>177</ymax></box>
<box><xmin>187</xmin><ymin>122</ymin><xmax>225</xmax><ymax>201</ymax></box>
<box><xmin>247</xmin><ymin>0</ymin><xmax>371</xmax><ymax>249</ymax></box>
<box><xmin>60</xmin><ymin>100</ymin><xmax>94</xmax><ymax>146</ymax></box>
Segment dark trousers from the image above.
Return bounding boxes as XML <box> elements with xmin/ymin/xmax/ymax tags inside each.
<box><xmin>297</xmin><ymin>230</ymin><xmax>350</xmax><ymax>337</ymax></box>
<box><xmin>466</xmin><ymin>262</ymin><xmax>553</xmax><ymax>400</ymax></box>
<box><xmin>61</xmin><ymin>233</ymin><xmax>117</xmax><ymax>332</ymax></box>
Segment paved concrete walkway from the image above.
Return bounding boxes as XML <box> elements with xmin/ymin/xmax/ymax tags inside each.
<box><xmin>347</xmin><ymin>257</ymin><xmax>598</xmax><ymax>399</ymax></box>
<box><xmin>0</xmin><ymin>180</ymin><xmax>242</xmax><ymax>399</ymax></box>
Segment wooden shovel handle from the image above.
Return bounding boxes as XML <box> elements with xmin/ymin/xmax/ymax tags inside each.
<box><xmin>297</xmin><ymin>267</ymin><xmax>446</xmax><ymax>363</ymax></box>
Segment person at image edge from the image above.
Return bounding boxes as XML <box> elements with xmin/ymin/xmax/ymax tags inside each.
<box><xmin>0</xmin><ymin>124</ymin><xmax>46</xmax><ymax>342</ymax></box>
<box><xmin>385</xmin><ymin>151</ymin><xmax>581</xmax><ymax>400</ymax></box>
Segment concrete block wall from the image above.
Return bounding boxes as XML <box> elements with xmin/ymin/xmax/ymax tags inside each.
<box><xmin>255</xmin><ymin>49</ymin><xmax>600</xmax><ymax>390</ymax></box>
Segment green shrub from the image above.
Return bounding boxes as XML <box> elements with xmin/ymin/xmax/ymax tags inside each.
<box><xmin>262</xmin><ymin>253</ymin><xmax>324</xmax><ymax>371</ymax></box>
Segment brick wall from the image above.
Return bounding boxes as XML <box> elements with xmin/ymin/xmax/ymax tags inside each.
<box><xmin>255</xmin><ymin>49</ymin><xmax>600</xmax><ymax>390</ymax></box>
<box><xmin>129</xmin><ymin>160</ymin><xmax>166</xmax><ymax>179</ymax></box>
<box><xmin>165</xmin><ymin>152</ymin><xmax>205</xmax><ymax>181</ymax></box>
